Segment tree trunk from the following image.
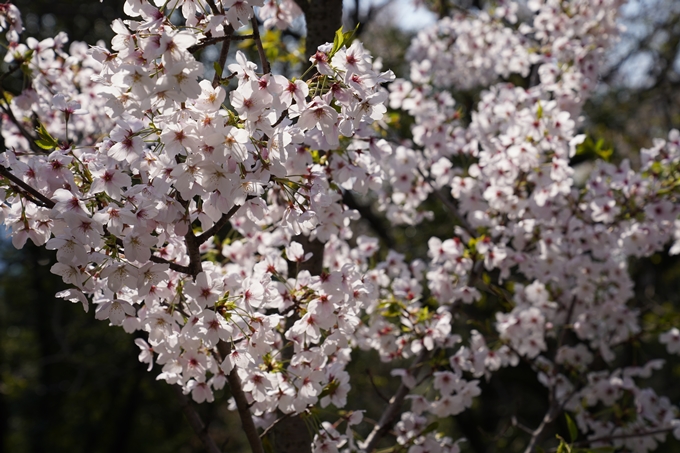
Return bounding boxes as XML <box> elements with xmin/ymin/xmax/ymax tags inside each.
<box><xmin>269</xmin><ymin>3</ymin><xmax>341</xmax><ymax>452</ymax></box>
<box><xmin>298</xmin><ymin>0</ymin><xmax>344</xmax><ymax>60</ymax></box>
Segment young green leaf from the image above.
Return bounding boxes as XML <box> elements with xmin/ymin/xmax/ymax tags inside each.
<box><xmin>565</xmin><ymin>413</ymin><xmax>578</xmax><ymax>442</ymax></box>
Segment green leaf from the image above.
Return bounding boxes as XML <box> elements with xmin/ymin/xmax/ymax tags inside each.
<box><xmin>319</xmin><ymin>379</ymin><xmax>340</xmax><ymax>399</ymax></box>
<box><xmin>35</xmin><ymin>139</ymin><xmax>55</xmax><ymax>150</ymax></box>
<box><xmin>565</xmin><ymin>413</ymin><xmax>578</xmax><ymax>442</ymax></box>
<box><xmin>213</xmin><ymin>61</ymin><xmax>223</xmax><ymax>78</ymax></box>
<box><xmin>330</xmin><ymin>26</ymin><xmax>345</xmax><ymax>56</ymax></box>
<box><xmin>556</xmin><ymin>435</ymin><xmax>571</xmax><ymax>453</ymax></box>
<box><xmin>329</xmin><ymin>23</ymin><xmax>360</xmax><ymax>58</ymax></box>
<box><xmin>34</xmin><ymin>123</ymin><xmax>59</xmax><ymax>151</ymax></box>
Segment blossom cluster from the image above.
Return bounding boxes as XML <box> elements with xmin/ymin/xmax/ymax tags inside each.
<box><xmin>0</xmin><ymin>0</ymin><xmax>679</xmax><ymax>452</ymax></box>
<box><xmin>0</xmin><ymin>0</ymin><xmax>392</xmax><ymax>419</ymax></box>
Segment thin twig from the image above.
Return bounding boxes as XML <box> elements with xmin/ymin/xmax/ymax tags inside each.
<box><xmin>174</xmin><ymin>386</ymin><xmax>222</xmax><ymax>453</ymax></box>
<box><xmin>148</xmin><ymin>254</ymin><xmax>191</xmax><ymax>274</ymax></box>
<box><xmin>416</xmin><ymin>167</ymin><xmax>474</xmax><ymax>236</ymax></box>
<box><xmin>0</xmin><ymin>90</ymin><xmax>44</xmax><ymax>155</ymax></box>
<box><xmin>363</xmin><ymin>349</ymin><xmax>429</xmax><ymax>452</ymax></box>
<box><xmin>0</xmin><ymin>62</ymin><xmax>23</xmax><ymax>83</ymax></box>
<box><xmin>217</xmin><ymin>342</ymin><xmax>265</xmax><ymax>453</ymax></box>
<box><xmin>108</xmin><ymin>234</ymin><xmax>192</xmax><ymax>275</ymax></box>
<box><xmin>523</xmin><ymin>411</ymin><xmax>553</xmax><ymax>453</ymax></box>
<box><xmin>196</xmin><ymin>201</ymin><xmax>245</xmax><ymax>245</ymax></box>
<box><xmin>187</xmin><ymin>30</ymin><xmax>248</xmax><ymax>54</ymax></box>
<box><xmin>567</xmin><ymin>427</ymin><xmax>675</xmax><ymax>450</ymax></box>
<box><xmin>250</xmin><ymin>17</ymin><xmax>270</xmax><ymax>74</ymax></box>
<box><xmin>366</xmin><ymin>368</ymin><xmax>390</xmax><ymax>403</ymax></box>
<box><xmin>0</xmin><ymin>166</ymin><xmax>55</xmax><ymax>208</ymax></box>
<box><xmin>212</xmin><ymin>34</ymin><xmax>232</xmax><ymax>88</ymax></box>
<box><xmin>259</xmin><ymin>413</ymin><xmax>292</xmax><ymax>438</ymax></box>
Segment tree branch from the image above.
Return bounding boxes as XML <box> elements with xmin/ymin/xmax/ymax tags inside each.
<box><xmin>250</xmin><ymin>17</ymin><xmax>270</xmax><ymax>75</ymax></box>
<box><xmin>417</xmin><ymin>167</ymin><xmax>474</xmax><ymax>236</ymax></box>
<box><xmin>148</xmin><ymin>254</ymin><xmax>191</xmax><ymax>274</ymax></box>
<box><xmin>363</xmin><ymin>349</ymin><xmax>429</xmax><ymax>452</ymax></box>
<box><xmin>196</xmin><ymin>201</ymin><xmax>246</xmax><ymax>245</ymax></box>
<box><xmin>187</xmin><ymin>30</ymin><xmax>249</xmax><ymax>54</ymax></box>
<box><xmin>0</xmin><ymin>166</ymin><xmax>55</xmax><ymax>208</ymax></box>
<box><xmin>204</xmin><ymin>0</ymin><xmax>222</xmax><ymax>16</ymax></box>
<box><xmin>523</xmin><ymin>410</ymin><xmax>553</xmax><ymax>453</ymax></box>
<box><xmin>367</xmin><ymin>368</ymin><xmax>390</xmax><ymax>403</ymax></box>
<box><xmin>0</xmin><ymin>88</ymin><xmax>45</xmax><ymax>155</ymax></box>
<box><xmin>567</xmin><ymin>427</ymin><xmax>675</xmax><ymax>450</ymax></box>
<box><xmin>184</xmin><ymin>227</ymin><xmax>203</xmax><ymax>278</ymax></box>
<box><xmin>174</xmin><ymin>385</ymin><xmax>222</xmax><ymax>453</ymax></box>
<box><xmin>212</xmin><ymin>32</ymin><xmax>232</xmax><ymax>88</ymax></box>
<box><xmin>342</xmin><ymin>190</ymin><xmax>395</xmax><ymax>248</ymax></box>
<box><xmin>185</xmin><ymin>211</ymin><xmax>263</xmax><ymax>453</ymax></box>
<box><xmin>217</xmin><ymin>342</ymin><xmax>265</xmax><ymax>453</ymax></box>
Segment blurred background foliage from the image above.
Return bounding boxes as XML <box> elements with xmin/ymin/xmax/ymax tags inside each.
<box><xmin>1</xmin><ymin>0</ymin><xmax>680</xmax><ymax>452</ymax></box>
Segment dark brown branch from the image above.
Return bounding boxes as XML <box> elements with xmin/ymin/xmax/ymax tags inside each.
<box><xmin>363</xmin><ymin>349</ymin><xmax>429</xmax><ymax>452</ymax></box>
<box><xmin>367</xmin><ymin>368</ymin><xmax>390</xmax><ymax>403</ymax></box>
<box><xmin>218</xmin><ymin>342</ymin><xmax>265</xmax><ymax>453</ymax></box>
<box><xmin>187</xmin><ymin>30</ymin><xmax>249</xmax><ymax>54</ymax></box>
<box><xmin>185</xmin><ymin>209</ymin><xmax>262</xmax><ymax>453</ymax></box>
<box><xmin>0</xmin><ymin>91</ymin><xmax>45</xmax><ymax>155</ymax></box>
<box><xmin>259</xmin><ymin>412</ymin><xmax>291</xmax><ymax>438</ymax></box>
<box><xmin>567</xmin><ymin>427</ymin><xmax>675</xmax><ymax>450</ymax></box>
<box><xmin>184</xmin><ymin>227</ymin><xmax>203</xmax><ymax>278</ymax></box>
<box><xmin>0</xmin><ymin>166</ymin><xmax>55</xmax><ymax>208</ymax></box>
<box><xmin>250</xmin><ymin>17</ymin><xmax>271</xmax><ymax>74</ymax></box>
<box><xmin>174</xmin><ymin>385</ymin><xmax>222</xmax><ymax>453</ymax></box>
<box><xmin>342</xmin><ymin>191</ymin><xmax>394</xmax><ymax>248</ymax></box>
<box><xmin>212</xmin><ymin>33</ymin><xmax>232</xmax><ymax>88</ymax></box>
<box><xmin>204</xmin><ymin>0</ymin><xmax>221</xmax><ymax>16</ymax></box>
<box><xmin>417</xmin><ymin>167</ymin><xmax>474</xmax><ymax>236</ymax></box>
<box><xmin>148</xmin><ymin>254</ymin><xmax>191</xmax><ymax>274</ymax></box>
<box><xmin>196</xmin><ymin>201</ymin><xmax>245</xmax><ymax>245</ymax></box>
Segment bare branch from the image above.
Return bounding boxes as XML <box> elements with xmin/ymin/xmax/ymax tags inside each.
<box><xmin>367</xmin><ymin>368</ymin><xmax>390</xmax><ymax>403</ymax></box>
<box><xmin>196</xmin><ymin>201</ymin><xmax>246</xmax><ymax>245</ymax></box>
<box><xmin>250</xmin><ymin>17</ymin><xmax>271</xmax><ymax>75</ymax></box>
<box><xmin>0</xmin><ymin>166</ymin><xmax>55</xmax><ymax>208</ymax></box>
<box><xmin>204</xmin><ymin>0</ymin><xmax>221</xmax><ymax>16</ymax></box>
<box><xmin>218</xmin><ymin>342</ymin><xmax>265</xmax><ymax>453</ymax></box>
<box><xmin>0</xmin><ymin>90</ymin><xmax>45</xmax><ymax>155</ymax></box>
<box><xmin>212</xmin><ymin>33</ymin><xmax>232</xmax><ymax>88</ymax></box>
<box><xmin>148</xmin><ymin>254</ymin><xmax>191</xmax><ymax>274</ymax></box>
<box><xmin>173</xmin><ymin>385</ymin><xmax>222</xmax><ymax>453</ymax></box>
<box><xmin>184</xmin><ymin>227</ymin><xmax>204</xmax><ymax>278</ymax></box>
<box><xmin>259</xmin><ymin>412</ymin><xmax>292</xmax><ymax>439</ymax></box>
<box><xmin>363</xmin><ymin>349</ymin><xmax>429</xmax><ymax>452</ymax></box>
<box><xmin>523</xmin><ymin>411</ymin><xmax>553</xmax><ymax>453</ymax></box>
<box><xmin>567</xmin><ymin>427</ymin><xmax>675</xmax><ymax>450</ymax></box>
<box><xmin>187</xmin><ymin>29</ymin><xmax>249</xmax><ymax>54</ymax></box>
<box><xmin>342</xmin><ymin>190</ymin><xmax>395</xmax><ymax>248</ymax></box>
<box><xmin>417</xmin><ymin>167</ymin><xmax>474</xmax><ymax>236</ymax></box>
